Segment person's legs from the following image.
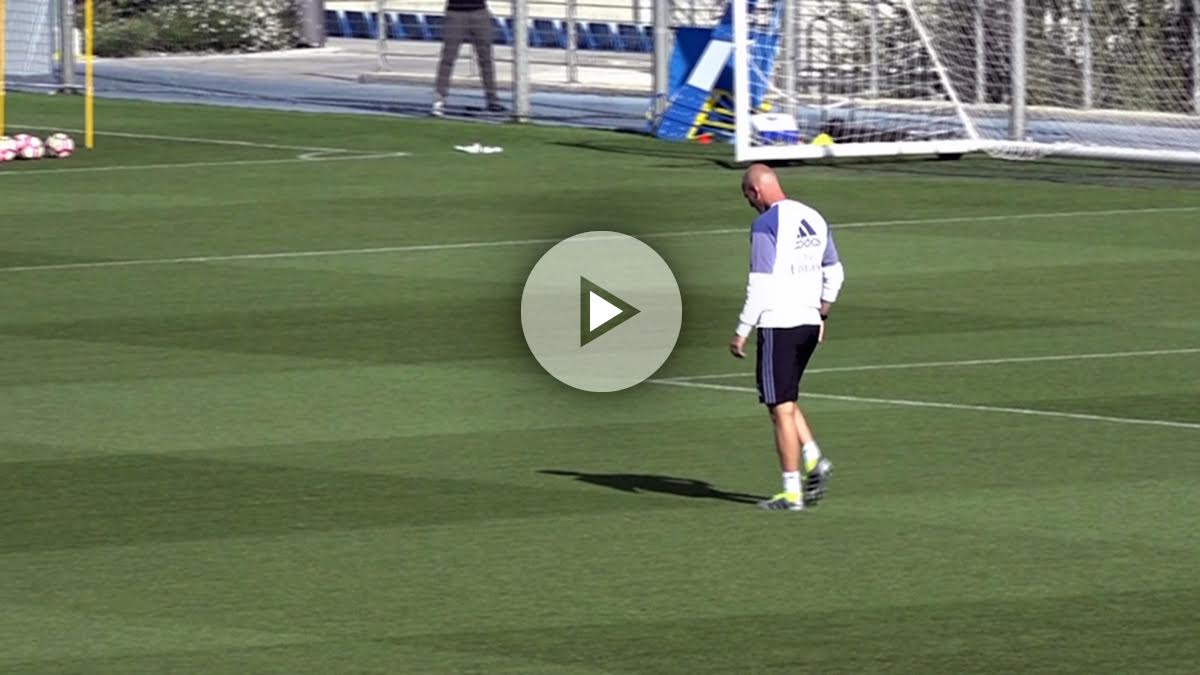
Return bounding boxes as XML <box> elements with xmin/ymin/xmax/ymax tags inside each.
<box><xmin>468</xmin><ymin>10</ymin><xmax>501</xmax><ymax>107</ymax></box>
<box><xmin>770</xmin><ymin>402</ymin><xmax>801</xmax><ymax>474</ymax></box>
<box><xmin>769</xmin><ymin>401</ymin><xmax>804</xmax><ymax>506</ymax></box>
<box><xmin>755</xmin><ymin>325</ymin><xmax>835</xmax><ymax>510</ymax></box>
<box><xmin>790</xmin><ymin>325</ymin><xmax>834</xmax><ymax>501</ymax></box>
<box><xmin>434</xmin><ymin>11</ymin><xmax>468</xmax><ymax>109</ymax></box>
<box><xmin>756</xmin><ymin>327</ymin><xmax>804</xmax><ymax>510</ymax></box>
<box><xmin>792</xmin><ymin>405</ymin><xmax>815</xmax><ymax>447</ymax></box>
<box><xmin>793</xmin><ymin>405</ymin><xmax>828</xmax><ymax>477</ymax></box>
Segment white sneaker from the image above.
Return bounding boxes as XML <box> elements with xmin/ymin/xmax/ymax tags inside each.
<box><xmin>757</xmin><ymin>492</ymin><xmax>805</xmax><ymax>512</ymax></box>
<box><xmin>430</xmin><ymin>100</ymin><xmax>445</xmax><ymax>117</ymax></box>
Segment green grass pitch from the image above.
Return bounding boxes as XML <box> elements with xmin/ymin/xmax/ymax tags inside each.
<box><xmin>2</xmin><ymin>93</ymin><xmax>1200</xmax><ymax>674</ymax></box>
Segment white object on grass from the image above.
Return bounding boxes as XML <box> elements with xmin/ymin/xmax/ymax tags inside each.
<box><xmin>0</xmin><ymin>137</ymin><xmax>17</xmax><ymax>162</ymax></box>
<box><xmin>454</xmin><ymin>143</ymin><xmax>503</xmax><ymax>155</ymax></box>
<box><xmin>45</xmin><ymin>133</ymin><xmax>76</xmax><ymax>158</ymax></box>
<box><xmin>17</xmin><ymin>136</ymin><xmax>46</xmax><ymax>160</ymax></box>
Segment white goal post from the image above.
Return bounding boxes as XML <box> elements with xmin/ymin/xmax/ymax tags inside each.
<box><xmin>732</xmin><ymin>0</ymin><xmax>1200</xmax><ymax>164</ymax></box>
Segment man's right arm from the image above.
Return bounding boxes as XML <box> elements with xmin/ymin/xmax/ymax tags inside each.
<box><xmin>736</xmin><ymin>273</ymin><xmax>771</xmax><ymax>338</ymax></box>
<box><xmin>734</xmin><ymin>227</ymin><xmax>777</xmax><ymax>338</ymax></box>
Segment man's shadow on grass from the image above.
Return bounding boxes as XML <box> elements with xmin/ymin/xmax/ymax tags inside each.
<box><xmin>539</xmin><ymin>469</ymin><xmax>765</xmax><ymax>505</ymax></box>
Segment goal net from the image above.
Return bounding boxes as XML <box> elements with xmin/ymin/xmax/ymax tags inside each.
<box><xmin>732</xmin><ymin>0</ymin><xmax>1200</xmax><ymax>163</ymax></box>
<box><xmin>2</xmin><ymin>0</ymin><xmax>58</xmax><ymax>88</ymax></box>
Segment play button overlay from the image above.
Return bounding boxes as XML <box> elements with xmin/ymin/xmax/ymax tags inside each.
<box><xmin>521</xmin><ymin>231</ymin><xmax>682</xmax><ymax>392</ymax></box>
<box><xmin>581</xmin><ymin>277</ymin><xmax>640</xmax><ymax>346</ymax></box>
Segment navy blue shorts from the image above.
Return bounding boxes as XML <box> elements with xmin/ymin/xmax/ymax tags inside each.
<box><xmin>756</xmin><ymin>325</ymin><xmax>821</xmax><ymax>406</ymax></box>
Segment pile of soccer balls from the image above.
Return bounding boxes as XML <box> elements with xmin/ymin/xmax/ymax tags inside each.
<box><xmin>0</xmin><ymin>133</ymin><xmax>76</xmax><ymax>162</ymax></box>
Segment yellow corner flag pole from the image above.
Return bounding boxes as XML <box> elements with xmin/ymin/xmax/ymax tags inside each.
<box><xmin>85</xmin><ymin>0</ymin><xmax>94</xmax><ymax>149</ymax></box>
<box><xmin>1</xmin><ymin>0</ymin><xmax>7</xmax><ymax>137</ymax></box>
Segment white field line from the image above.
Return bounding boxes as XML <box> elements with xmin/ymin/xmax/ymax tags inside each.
<box><xmin>0</xmin><ymin>232</ymin><xmax>604</xmax><ymax>273</ymax></box>
<box><xmin>661</xmin><ymin>347</ymin><xmax>1200</xmax><ymax>382</ymax></box>
<box><xmin>10</xmin><ymin>124</ymin><xmax>364</xmax><ymax>154</ymax></box>
<box><xmin>649</xmin><ymin>379</ymin><xmax>1200</xmax><ymax>431</ymax></box>
<box><xmin>3</xmin><ymin>205</ymin><xmax>1199</xmax><ymax>274</ymax></box>
<box><xmin>0</xmin><ymin>151</ymin><xmax>410</xmax><ymax>178</ymax></box>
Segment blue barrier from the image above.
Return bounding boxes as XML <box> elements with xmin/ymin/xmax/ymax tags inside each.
<box><xmin>344</xmin><ymin>11</ymin><xmax>376</xmax><ymax>39</ymax></box>
<box><xmin>323</xmin><ymin>10</ymin><xmax>655</xmax><ymax>53</ymax></box>
<box><xmin>650</xmin><ymin>0</ymin><xmax>784</xmax><ymax>142</ymax></box>
<box><xmin>393</xmin><ymin>13</ymin><xmax>427</xmax><ymax>40</ymax></box>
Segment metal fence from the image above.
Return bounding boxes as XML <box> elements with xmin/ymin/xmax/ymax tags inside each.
<box><xmin>353</xmin><ymin>0</ymin><xmax>1199</xmax><ymax>125</ymax></box>
<box><xmin>371</xmin><ymin>0</ymin><xmax>653</xmax><ymax>83</ymax></box>
<box><xmin>353</xmin><ymin>0</ymin><xmax>733</xmax><ymax>117</ymax></box>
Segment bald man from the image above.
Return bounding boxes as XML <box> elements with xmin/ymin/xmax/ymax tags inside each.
<box><xmin>730</xmin><ymin>164</ymin><xmax>845</xmax><ymax>512</ymax></box>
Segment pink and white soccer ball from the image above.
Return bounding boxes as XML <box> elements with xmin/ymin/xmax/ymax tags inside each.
<box><xmin>46</xmin><ymin>133</ymin><xmax>75</xmax><ymax>158</ymax></box>
<box><xmin>0</xmin><ymin>136</ymin><xmax>16</xmax><ymax>162</ymax></box>
<box><xmin>14</xmin><ymin>134</ymin><xmax>45</xmax><ymax>160</ymax></box>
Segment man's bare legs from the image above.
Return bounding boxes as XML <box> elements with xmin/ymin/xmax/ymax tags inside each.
<box><xmin>768</xmin><ymin>401</ymin><xmax>820</xmax><ymax>470</ymax></box>
<box><xmin>792</xmin><ymin>404</ymin><xmax>827</xmax><ymax>474</ymax></box>
<box><xmin>769</xmin><ymin>402</ymin><xmax>802</xmax><ymax>473</ymax></box>
<box><xmin>765</xmin><ymin>401</ymin><xmax>831</xmax><ymax>509</ymax></box>
<box><xmin>793</xmin><ymin>405</ymin><xmax>815</xmax><ymax>447</ymax></box>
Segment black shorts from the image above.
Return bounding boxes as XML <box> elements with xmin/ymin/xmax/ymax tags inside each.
<box><xmin>756</xmin><ymin>325</ymin><xmax>821</xmax><ymax>406</ymax></box>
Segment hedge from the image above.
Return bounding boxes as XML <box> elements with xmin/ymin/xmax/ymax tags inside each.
<box><xmin>91</xmin><ymin>0</ymin><xmax>300</xmax><ymax>57</ymax></box>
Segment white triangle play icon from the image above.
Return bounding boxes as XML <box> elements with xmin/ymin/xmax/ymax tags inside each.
<box><xmin>589</xmin><ymin>291</ymin><xmax>623</xmax><ymax>332</ymax></box>
<box><xmin>579</xmin><ymin>277</ymin><xmax>640</xmax><ymax>347</ymax></box>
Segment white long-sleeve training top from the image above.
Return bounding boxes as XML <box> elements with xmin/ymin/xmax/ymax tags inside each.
<box><xmin>735</xmin><ymin>198</ymin><xmax>846</xmax><ymax>338</ymax></box>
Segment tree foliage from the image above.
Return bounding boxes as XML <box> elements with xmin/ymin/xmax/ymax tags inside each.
<box><xmin>88</xmin><ymin>0</ymin><xmax>300</xmax><ymax>57</ymax></box>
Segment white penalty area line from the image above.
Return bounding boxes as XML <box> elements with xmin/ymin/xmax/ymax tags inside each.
<box><xmin>661</xmin><ymin>347</ymin><xmax>1200</xmax><ymax>382</ymax></box>
<box><xmin>0</xmin><ymin>151</ymin><xmax>410</xmax><ymax>178</ymax></box>
<box><xmin>0</xmin><ymin>231</ymin><xmax>599</xmax><ymax>273</ymax></box>
<box><xmin>649</xmin><ymin>379</ymin><xmax>1200</xmax><ymax>431</ymax></box>
<box><xmin>3</xmin><ymin>205</ymin><xmax>1198</xmax><ymax>274</ymax></box>
<box><xmin>10</xmin><ymin>124</ymin><xmax>368</xmax><ymax>154</ymax></box>
<box><xmin>0</xmin><ymin>124</ymin><xmax>411</xmax><ymax>176</ymax></box>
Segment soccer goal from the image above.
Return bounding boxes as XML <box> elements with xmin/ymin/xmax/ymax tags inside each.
<box><xmin>732</xmin><ymin>0</ymin><xmax>1200</xmax><ymax>164</ymax></box>
<box><xmin>1</xmin><ymin>0</ymin><xmax>94</xmax><ymax>147</ymax></box>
